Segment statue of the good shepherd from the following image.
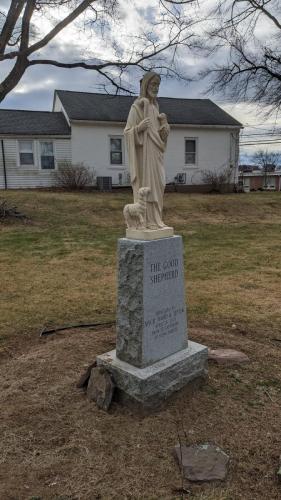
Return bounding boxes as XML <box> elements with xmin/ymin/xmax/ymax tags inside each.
<box><xmin>124</xmin><ymin>71</ymin><xmax>170</xmax><ymax>231</ymax></box>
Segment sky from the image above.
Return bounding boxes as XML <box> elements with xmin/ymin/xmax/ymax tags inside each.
<box><xmin>1</xmin><ymin>0</ymin><xmax>281</xmax><ymax>161</ymax></box>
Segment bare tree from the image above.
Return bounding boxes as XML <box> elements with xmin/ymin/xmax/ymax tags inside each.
<box><xmin>202</xmin><ymin>0</ymin><xmax>281</xmax><ymax>114</ymax></box>
<box><xmin>252</xmin><ymin>149</ymin><xmax>281</xmax><ymax>187</ymax></box>
<box><xmin>252</xmin><ymin>149</ymin><xmax>281</xmax><ymax>169</ymax></box>
<box><xmin>0</xmin><ymin>0</ymin><xmax>198</xmax><ymax>102</ymax></box>
<box><xmin>252</xmin><ymin>150</ymin><xmax>281</xmax><ymax>187</ymax></box>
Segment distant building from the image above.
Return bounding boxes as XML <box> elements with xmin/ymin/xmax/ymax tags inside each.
<box><xmin>0</xmin><ymin>90</ymin><xmax>243</xmax><ymax>191</ymax></box>
<box><xmin>239</xmin><ymin>164</ymin><xmax>258</xmax><ymax>173</ymax></box>
<box><xmin>238</xmin><ymin>168</ymin><xmax>281</xmax><ymax>192</ymax></box>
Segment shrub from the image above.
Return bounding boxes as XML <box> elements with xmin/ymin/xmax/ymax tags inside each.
<box><xmin>201</xmin><ymin>166</ymin><xmax>233</xmax><ymax>193</ymax></box>
<box><xmin>0</xmin><ymin>199</ymin><xmax>28</xmax><ymax>221</ymax></box>
<box><xmin>54</xmin><ymin>162</ymin><xmax>95</xmax><ymax>190</ymax></box>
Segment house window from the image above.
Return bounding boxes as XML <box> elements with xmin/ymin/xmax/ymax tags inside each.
<box><xmin>110</xmin><ymin>137</ymin><xmax>123</xmax><ymax>165</ymax></box>
<box><xmin>185</xmin><ymin>138</ymin><xmax>197</xmax><ymax>165</ymax></box>
<box><xmin>19</xmin><ymin>140</ymin><xmax>34</xmax><ymax>165</ymax></box>
<box><xmin>40</xmin><ymin>141</ymin><xmax>55</xmax><ymax>169</ymax></box>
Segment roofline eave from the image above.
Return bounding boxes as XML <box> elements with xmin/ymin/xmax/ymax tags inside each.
<box><xmin>239</xmin><ymin>171</ymin><xmax>281</xmax><ymax>176</ymax></box>
<box><xmin>70</xmin><ymin>118</ymin><xmax>243</xmax><ymax>129</ymax></box>
<box><xmin>0</xmin><ymin>134</ymin><xmax>71</xmax><ymax>138</ymax></box>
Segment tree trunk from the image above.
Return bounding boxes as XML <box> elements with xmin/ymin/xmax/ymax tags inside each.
<box><xmin>0</xmin><ymin>57</ymin><xmax>29</xmax><ymax>102</ymax></box>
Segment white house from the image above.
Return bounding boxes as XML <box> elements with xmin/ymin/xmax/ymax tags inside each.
<box><xmin>0</xmin><ymin>109</ymin><xmax>71</xmax><ymax>189</ymax></box>
<box><xmin>0</xmin><ymin>90</ymin><xmax>243</xmax><ymax>190</ymax></box>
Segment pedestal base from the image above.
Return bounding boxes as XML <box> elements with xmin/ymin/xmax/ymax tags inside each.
<box><xmin>97</xmin><ymin>341</ymin><xmax>208</xmax><ymax>407</ymax></box>
<box><xmin>126</xmin><ymin>227</ymin><xmax>174</xmax><ymax>240</ymax></box>
<box><xmin>117</xmin><ymin>236</ymin><xmax>188</xmax><ymax>367</ymax></box>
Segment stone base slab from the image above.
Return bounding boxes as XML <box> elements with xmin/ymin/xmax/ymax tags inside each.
<box><xmin>97</xmin><ymin>341</ymin><xmax>208</xmax><ymax>406</ymax></box>
<box><xmin>126</xmin><ymin>227</ymin><xmax>174</xmax><ymax>240</ymax></box>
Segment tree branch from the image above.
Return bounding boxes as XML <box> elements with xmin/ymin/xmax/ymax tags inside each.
<box><xmin>0</xmin><ymin>0</ymin><xmax>26</xmax><ymax>54</ymax></box>
<box><xmin>26</xmin><ymin>0</ymin><xmax>95</xmax><ymax>56</ymax></box>
<box><xmin>247</xmin><ymin>0</ymin><xmax>281</xmax><ymax>30</ymax></box>
<box><xmin>20</xmin><ymin>0</ymin><xmax>36</xmax><ymax>51</ymax></box>
<box><xmin>0</xmin><ymin>0</ymin><xmax>95</xmax><ymax>61</ymax></box>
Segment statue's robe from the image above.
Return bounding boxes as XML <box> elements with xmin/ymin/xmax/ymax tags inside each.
<box><xmin>124</xmin><ymin>97</ymin><xmax>168</xmax><ymax>228</ymax></box>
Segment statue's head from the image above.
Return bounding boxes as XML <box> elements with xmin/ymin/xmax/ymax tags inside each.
<box><xmin>139</xmin><ymin>71</ymin><xmax>161</xmax><ymax>101</ymax></box>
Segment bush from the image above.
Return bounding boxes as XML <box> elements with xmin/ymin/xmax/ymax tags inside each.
<box><xmin>0</xmin><ymin>199</ymin><xmax>28</xmax><ymax>221</ymax></box>
<box><xmin>54</xmin><ymin>162</ymin><xmax>95</xmax><ymax>190</ymax></box>
<box><xmin>201</xmin><ymin>166</ymin><xmax>233</xmax><ymax>193</ymax></box>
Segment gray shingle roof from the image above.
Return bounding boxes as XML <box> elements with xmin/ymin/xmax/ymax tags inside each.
<box><xmin>0</xmin><ymin>109</ymin><xmax>70</xmax><ymax>135</ymax></box>
<box><xmin>56</xmin><ymin>90</ymin><xmax>242</xmax><ymax>127</ymax></box>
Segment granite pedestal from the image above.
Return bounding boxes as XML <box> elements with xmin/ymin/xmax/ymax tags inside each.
<box><xmin>97</xmin><ymin>236</ymin><xmax>207</xmax><ymax>406</ymax></box>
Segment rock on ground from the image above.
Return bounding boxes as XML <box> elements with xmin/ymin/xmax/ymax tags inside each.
<box><xmin>208</xmin><ymin>348</ymin><xmax>249</xmax><ymax>365</ymax></box>
<box><xmin>174</xmin><ymin>443</ymin><xmax>229</xmax><ymax>482</ymax></box>
<box><xmin>76</xmin><ymin>361</ymin><xmax>97</xmax><ymax>389</ymax></box>
<box><xmin>87</xmin><ymin>366</ymin><xmax>115</xmax><ymax>411</ymax></box>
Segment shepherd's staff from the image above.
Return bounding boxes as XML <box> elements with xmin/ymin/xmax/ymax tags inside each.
<box><xmin>139</xmin><ymin>97</ymin><xmax>149</xmax><ymax>227</ymax></box>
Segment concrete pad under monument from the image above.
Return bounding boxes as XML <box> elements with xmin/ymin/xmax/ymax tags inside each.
<box><xmin>97</xmin><ymin>236</ymin><xmax>207</xmax><ymax>406</ymax></box>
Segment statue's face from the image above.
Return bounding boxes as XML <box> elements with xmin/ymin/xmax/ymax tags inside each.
<box><xmin>146</xmin><ymin>76</ymin><xmax>160</xmax><ymax>99</ymax></box>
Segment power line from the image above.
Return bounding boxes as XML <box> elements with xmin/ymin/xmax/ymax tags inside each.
<box><xmin>243</xmin><ymin>123</ymin><xmax>281</xmax><ymax>128</ymax></box>
<box><xmin>240</xmin><ymin>139</ymin><xmax>281</xmax><ymax>143</ymax></box>
<box><xmin>241</xmin><ymin>132</ymin><xmax>281</xmax><ymax>137</ymax></box>
<box><xmin>240</xmin><ymin>141</ymin><xmax>281</xmax><ymax>146</ymax></box>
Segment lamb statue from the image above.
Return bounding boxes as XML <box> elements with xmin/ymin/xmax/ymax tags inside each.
<box><xmin>123</xmin><ymin>187</ymin><xmax>150</xmax><ymax>229</ymax></box>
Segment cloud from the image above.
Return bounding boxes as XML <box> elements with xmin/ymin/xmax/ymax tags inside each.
<box><xmin>1</xmin><ymin>0</ymin><xmax>281</xmax><ymax>156</ymax></box>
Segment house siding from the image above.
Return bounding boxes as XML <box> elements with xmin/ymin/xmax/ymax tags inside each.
<box><xmin>250</xmin><ymin>176</ymin><xmax>263</xmax><ymax>190</ymax></box>
<box><xmin>165</xmin><ymin>128</ymin><xmax>238</xmax><ymax>186</ymax></box>
<box><xmin>53</xmin><ymin>94</ymin><xmax>71</xmax><ymax>126</ymax></box>
<box><xmin>0</xmin><ymin>138</ymin><xmax>71</xmax><ymax>189</ymax></box>
<box><xmin>71</xmin><ymin>123</ymin><xmax>128</xmax><ymax>185</ymax></box>
<box><xmin>71</xmin><ymin>122</ymin><xmax>239</xmax><ymax>187</ymax></box>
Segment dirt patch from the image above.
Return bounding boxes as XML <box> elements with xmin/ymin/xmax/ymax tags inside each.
<box><xmin>1</xmin><ymin>326</ymin><xmax>281</xmax><ymax>499</ymax></box>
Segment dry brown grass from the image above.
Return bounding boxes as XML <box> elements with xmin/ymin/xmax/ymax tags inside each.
<box><xmin>1</xmin><ymin>324</ymin><xmax>281</xmax><ymax>499</ymax></box>
<box><xmin>0</xmin><ymin>190</ymin><xmax>281</xmax><ymax>499</ymax></box>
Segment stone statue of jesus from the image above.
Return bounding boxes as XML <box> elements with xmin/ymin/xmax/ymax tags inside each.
<box><xmin>124</xmin><ymin>71</ymin><xmax>170</xmax><ymax>230</ymax></box>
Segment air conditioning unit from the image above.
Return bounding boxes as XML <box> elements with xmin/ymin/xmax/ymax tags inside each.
<box><xmin>125</xmin><ymin>171</ymin><xmax>131</xmax><ymax>184</ymax></box>
<box><xmin>96</xmin><ymin>176</ymin><xmax>112</xmax><ymax>192</ymax></box>
<box><xmin>175</xmin><ymin>173</ymin><xmax>186</xmax><ymax>184</ymax></box>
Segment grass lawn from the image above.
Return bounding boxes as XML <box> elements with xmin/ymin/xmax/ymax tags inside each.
<box><xmin>0</xmin><ymin>190</ymin><xmax>281</xmax><ymax>499</ymax></box>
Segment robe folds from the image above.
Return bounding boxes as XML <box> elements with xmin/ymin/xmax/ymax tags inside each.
<box><xmin>124</xmin><ymin>97</ymin><xmax>168</xmax><ymax>228</ymax></box>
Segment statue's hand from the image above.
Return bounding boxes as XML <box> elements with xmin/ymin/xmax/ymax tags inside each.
<box><xmin>159</xmin><ymin>125</ymin><xmax>169</xmax><ymax>142</ymax></box>
<box><xmin>137</xmin><ymin>118</ymin><xmax>151</xmax><ymax>133</ymax></box>
<box><xmin>159</xmin><ymin>113</ymin><xmax>168</xmax><ymax>124</ymax></box>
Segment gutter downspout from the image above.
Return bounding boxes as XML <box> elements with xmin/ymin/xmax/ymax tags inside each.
<box><xmin>1</xmin><ymin>139</ymin><xmax>7</xmax><ymax>190</ymax></box>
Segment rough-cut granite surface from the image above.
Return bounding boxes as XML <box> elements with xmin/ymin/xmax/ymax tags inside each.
<box><xmin>97</xmin><ymin>341</ymin><xmax>208</xmax><ymax>405</ymax></box>
<box><xmin>116</xmin><ymin>236</ymin><xmax>188</xmax><ymax>368</ymax></box>
<box><xmin>116</xmin><ymin>239</ymin><xmax>144</xmax><ymax>366</ymax></box>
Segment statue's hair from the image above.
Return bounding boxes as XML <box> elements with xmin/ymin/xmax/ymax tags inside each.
<box><xmin>139</xmin><ymin>71</ymin><xmax>161</xmax><ymax>100</ymax></box>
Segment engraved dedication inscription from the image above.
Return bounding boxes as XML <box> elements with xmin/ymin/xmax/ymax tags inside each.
<box><xmin>143</xmin><ymin>237</ymin><xmax>188</xmax><ymax>364</ymax></box>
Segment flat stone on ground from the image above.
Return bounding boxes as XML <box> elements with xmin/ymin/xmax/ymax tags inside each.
<box><xmin>174</xmin><ymin>443</ymin><xmax>229</xmax><ymax>482</ymax></box>
<box><xmin>87</xmin><ymin>366</ymin><xmax>115</xmax><ymax>411</ymax></box>
<box><xmin>208</xmin><ymin>348</ymin><xmax>249</xmax><ymax>365</ymax></box>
